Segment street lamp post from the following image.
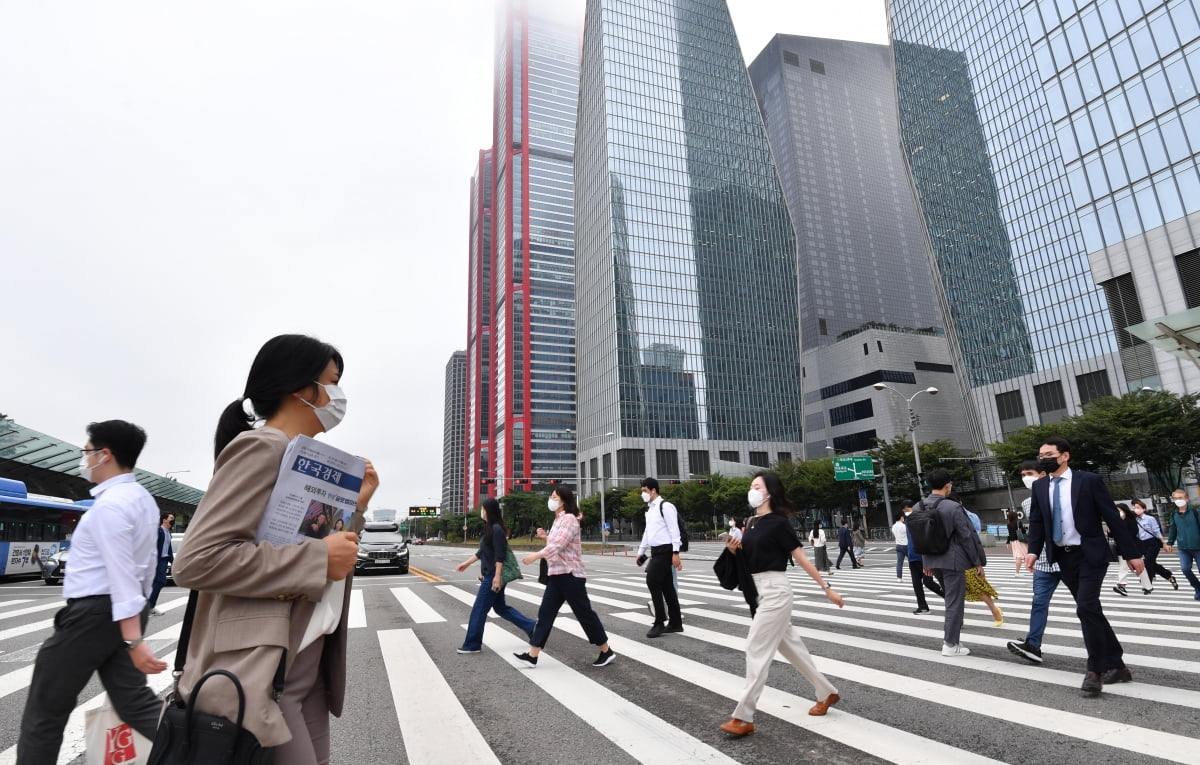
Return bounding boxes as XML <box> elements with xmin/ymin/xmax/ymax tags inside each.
<box><xmin>873</xmin><ymin>383</ymin><xmax>939</xmax><ymax>491</ymax></box>
<box><xmin>567</xmin><ymin>429</ymin><xmax>615</xmax><ymax>554</ymax></box>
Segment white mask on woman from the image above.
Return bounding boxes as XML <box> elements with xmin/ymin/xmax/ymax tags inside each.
<box><xmin>747</xmin><ymin>489</ymin><xmax>767</xmax><ymax>508</ymax></box>
<box><xmin>300</xmin><ymin>382</ymin><xmax>348</xmax><ymax>432</ymax></box>
<box><xmin>548</xmin><ymin>498</ymin><xmax>562</xmax><ymax>512</ymax></box>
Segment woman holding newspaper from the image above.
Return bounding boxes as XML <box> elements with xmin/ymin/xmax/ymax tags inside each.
<box><xmin>173</xmin><ymin>334</ymin><xmax>379</xmax><ymax>765</ymax></box>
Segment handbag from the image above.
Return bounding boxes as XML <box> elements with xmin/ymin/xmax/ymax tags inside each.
<box><xmin>501</xmin><ymin>548</ymin><xmax>523</xmax><ymax>585</ymax></box>
<box><xmin>148</xmin><ymin>591</ymin><xmax>284</xmax><ymax>765</ymax></box>
<box><xmin>1016</xmin><ymin>524</ymin><xmax>1028</xmax><ymax>544</ymax></box>
<box><xmin>538</xmin><ymin>558</ymin><xmax>549</xmax><ymax>585</ymax></box>
<box><xmin>85</xmin><ymin>701</ymin><xmax>152</xmax><ymax>765</ymax></box>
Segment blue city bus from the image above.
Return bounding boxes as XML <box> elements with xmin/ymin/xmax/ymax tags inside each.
<box><xmin>0</xmin><ymin>477</ymin><xmax>90</xmax><ymax>576</ymax></box>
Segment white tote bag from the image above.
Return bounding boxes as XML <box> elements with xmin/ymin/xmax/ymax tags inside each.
<box><xmin>84</xmin><ymin>702</ymin><xmax>152</xmax><ymax>765</ymax></box>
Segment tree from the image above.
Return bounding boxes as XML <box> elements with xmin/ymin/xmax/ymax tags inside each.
<box><xmin>868</xmin><ymin>437</ymin><xmax>974</xmax><ymax>500</ymax></box>
<box><xmin>497</xmin><ymin>492</ymin><xmax>550</xmax><ymax>538</ymax></box>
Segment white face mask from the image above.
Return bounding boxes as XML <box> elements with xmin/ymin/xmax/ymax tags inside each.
<box><xmin>903</xmin><ymin>510</ymin><xmax>912</xmax><ymax>516</ymax></box>
<box><xmin>747</xmin><ymin>489</ymin><xmax>767</xmax><ymax>508</ymax></box>
<box><xmin>548</xmin><ymin>498</ymin><xmax>562</xmax><ymax>512</ymax></box>
<box><xmin>1176</xmin><ymin>499</ymin><xmax>1188</xmax><ymax>508</ymax></box>
<box><xmin>78</xmin><ymin>451</ymin><xmax>106</xmax><ymax>483</ymax></box>
<box><xmin>640</xmin><ymin>491</ymin><xmax>652</xmax><ymax>503</ymax></box>
<box><xmin>300</xmin><ymin>382</ymin><xmax>347</xmax><ymax>432</ymax></box>
<box><xmin>1021</xmin><ymin>475</ymin><xmax>1037</xmax><ymax>490</ymax></box>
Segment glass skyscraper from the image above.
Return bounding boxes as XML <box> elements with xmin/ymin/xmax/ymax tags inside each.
<box><xmin>477</xmin><ymin>0</ymin><xmax>581</xmax><ymax>497</ymax></box>
<box><xmin>575</xmin><ymin>0</ymin><xmax>803</xmax><ymax>487</ymax></box>
<box><xmin>890</xmin><ymin>0</ymin><xmax>1200</xmax><ymax>442</ymax></box>
<box><xmin>442</xmin><ymin>350</ymin><xmax>467</xmax><ymax>516</ymax></box>
<box><xmin>465</xmin><ymin>150</ymin><xmax>494</xmax><ymax>513</ymax></box>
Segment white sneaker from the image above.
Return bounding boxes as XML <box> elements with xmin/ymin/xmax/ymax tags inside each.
<box><xmin>942</xmin><ymin>643</ymin><xmax>970</xmax><ymax>657</ymax></box>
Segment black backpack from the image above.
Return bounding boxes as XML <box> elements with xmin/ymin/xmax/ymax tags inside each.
<box><xmin>908</xmin><ymin>497</ymin><xmax>950</xmax><ymax>555</ymax></box>
<box><xmin>660</xmin><ymin>503</ymin><xmax>689</xmax><ymax>552</ymax></box>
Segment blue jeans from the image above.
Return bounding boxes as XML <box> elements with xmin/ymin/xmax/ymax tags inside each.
<box><xmin>1179</xmin><ymin>549</ymin><xmax>1200</xmax><ymax>591</ymax></box>
<box><xmin>1025</xmin><ymin>568</ymin><xmax>1062</xmax><ymax>649</ymax></box>
<box><xmin>461</xmin><ymin>579</ymin><xmax>537</xmax><ymax>651</ymax></box>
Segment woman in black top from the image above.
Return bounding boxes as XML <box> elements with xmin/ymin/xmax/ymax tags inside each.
<box><xmin>719</xmin><ymin>472</ymin><xmax>844</xmax><ymax>738</ymax></box>
<box><xmin>455</xmin><ymin>498</ymin><xmax>537</xmax><ymax>653</ymax></box>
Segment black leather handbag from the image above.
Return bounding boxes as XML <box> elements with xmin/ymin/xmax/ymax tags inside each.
<box><xmin>148</xmin><ymin>591</ymin><xmax>284</xmax><ymax>765</ymax></box>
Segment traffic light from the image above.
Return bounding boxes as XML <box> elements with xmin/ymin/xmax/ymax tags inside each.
<box><xmin>480</xmin><ymin>478</ymin><xmax>495</xmax><ymax>486</ymax></box>
<box><xmin>695</xmin><ymin>479</ymin><xmax>709</xmax><ymax>485</ymax></box>
<box><xmin>548</xmin><ymin>479</ymin><xmax>561</xmax><ymax>485</ymax></box>
<box><xmin>668</xmin><ymin>479</ymin><xmax>681</xmax><ymax>484</ymax></box>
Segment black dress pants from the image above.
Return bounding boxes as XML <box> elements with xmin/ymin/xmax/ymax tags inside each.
<box><xmin>646</xmin><ymin>545</ymin><xmax>682</xmax><ymax>628</ymax></box>
<box><xmin>1140</xmin><ymin>537</ymin><xmax>1173</xmax><ymax>583</ymax></box>
<box><xmin>18</xmin><ymin>596</ymin><xmax>161</xmax><ymax>765</ymax></box>
<box><xmin>909</xmin><ymin>559</ymin><xmax>943</xmax><ymax>609</ymax></box>
<box><xmin>1055</xmin><ymin>545</ymin><xmax>1124</xmax><ymax>673</ymax></box>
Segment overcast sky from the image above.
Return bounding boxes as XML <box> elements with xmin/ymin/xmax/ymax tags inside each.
<box><xmin>0</xmin><ymin>1</ymin><xmax>887</xmax><ymax>511</ymax></box>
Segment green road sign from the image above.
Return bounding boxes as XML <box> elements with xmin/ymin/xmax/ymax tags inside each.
<box><xmin>833</xmin><ymin>456</ymin><xmax>875</xmax><ymax>481</ymax></box>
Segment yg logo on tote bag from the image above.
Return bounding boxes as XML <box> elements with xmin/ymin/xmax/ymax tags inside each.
<box><xmin>104</xmin><ymin>723</ymin><xmax>137</xmax><ymax>764</ymax></box>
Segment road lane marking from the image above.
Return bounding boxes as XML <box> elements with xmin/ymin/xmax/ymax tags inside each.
<box><xmin>348</xmin><ymin>588</ymin><xmax>366</xmax><ymax>628</ymax></box>
<box><xmin>479</xmin><ymin>626</ymin><xmax>740</xmax><ymax>764</ymax></box>
<box><xmin>390</xmin><ymin>588</ymin><xmax>445</xmax><ymax>623</ymax></box>
<box><xmin>378</xmin><ymin>629</ymin><xmax>499</xmax><ymax>764</ymax></box>
<box><xmin>407</xmin><ymin>566</ymin><xmax>444</xmax><ymax>583</ymax></box>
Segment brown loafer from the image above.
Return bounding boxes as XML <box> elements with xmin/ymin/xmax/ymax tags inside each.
<box><xmin>718</xmin><ymin>718</ymin><xmax>755</xmax><ymax>737</ymax></box>
<box><xmin>809</xmin><ymin>692</ymin><xmax>840</xmax><ymax>716</ymax></box>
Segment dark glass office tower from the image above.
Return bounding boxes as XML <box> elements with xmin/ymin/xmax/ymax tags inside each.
<box><xmin>575</xmin><ymin>0</ymin><xmax>803</xmax><ymax>487</ymax></box>
<box><xmin>890</xmin><ymin>0</ymin><xmax>1200</xmax><ymax>440</ymax></box>
<box><xmin>465</xmin><ymin>151</ymin><xmax>494</xmax><ymax>512</ymax></box>
<box><xmin>442</xmin><ymin>350</ymin><xmax>467</xmax><ymax>516</ymax></box>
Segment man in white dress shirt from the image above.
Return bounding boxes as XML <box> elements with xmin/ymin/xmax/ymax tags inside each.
<box><xmin>636</xmin><ymin>478</ymin><xmax>684</xmax><ymax>639</ymax></box>
<box><xmin>18</xmin><ymin>421</ymin><xmax>168</xmax><ymax>765</ymax></box>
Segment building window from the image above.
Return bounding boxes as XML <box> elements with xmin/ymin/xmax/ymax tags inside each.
<box><xmin>601</xmin><ymin>453</ymin><xmax>611</xmax><ymax>483</ymax></box>
<box><xmin>1099</xmin><ymin>273</ymin><xmax>1147</xmax><ymax>350</ymax></box>
<box><xmin>617</xmin><ymin>449</ymin><xmax>644</xmax><ymax>478</ymax></box>
<box><xmin>688</xmin><ymin>450</ymin><xmax>710</xmax><ymax>476</ymax></box>
<box><xmin>996</xmin><ymin>390</ymin><xmax>1027</xmax><ymax>437</ymax></box>
<box><xmin>810</xmin><ymin>59</ymin><xmax>826</xmax><ymax>75</ymax></box>
<box><xmin>749</xmin><ymin>451</ymin><xmax>769</xmax><ymax>468</ymax></box>
<box><xmin>877</xmin><ymin>340</ymin><xmax>883</xmax><ymax>352</ymax></box>
<box><xmin>829</xmin><ymin>399</ymin><xmax>874</xmax><ymax>426</ymax></box>
<box><xmin>1178</xmin><ymin>248</ymin><xmax>1200</xmax><ymax>309</ymax></box>
<box><xmin>783</xmin><ymin>51</ymin><xmax>800</xmax><ymax>67</ymax></box>
<box><xmin>819</xmin><ymin>318</ymin><xmax>828</xmax><ymax>336</ymax></box>
<box><xmin>833</xmin><ymin>430</ymin><xmax>876</xmax><ymax>453</ymax></box>
<box><xmin>719</xmin><ymin>450</ymin><xmax>740</xmax><ymax>463</ymax></box>
<box><xmin>863</xmin><ymin>343</ymin><xmax>869</xmax><ymax>355</ymax></box>
<box><xmin>914</xmin><ymin>361</ymin><xmax>954</xmax><ymax>373</ymax></box>
<box><xmin>1034</xmin><ymin>380</ymin><xmax>1068</xmax><ymax>424</ymax></box>
<box><xmin>777</xmin><ymin>452</ymin><xmax>793</xmax><ymax>464</ymax></box>
<box><xmin>655</xmin><ymin>449</ymin><xmax>679</xmax><ymax>478</ymax></box>
<box><xmin>820</xmin><ymin>370</ymin><xmax>917</xmax><ymax>400</ymax></box>
<box><xmin>1076</xmin><ymin>370</ymin><xmax>1113</xmax><ymax>407</ymax></box>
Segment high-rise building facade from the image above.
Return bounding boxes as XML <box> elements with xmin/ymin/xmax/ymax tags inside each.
<box><xmin>465</xmin><ymin>151</ymin><xmax>495</xmax><ymax>513</ymax></box>
<box><xmin>748</xmin><ymin>35</ymin><xmax>978</xmax><ymax>458</ymax></box>
<box><xmin>574</xmin><ymin>0</ymin><xmax>804</xmax><ymax>489</ymax></box>
<box><xmin>488</xmin><ymin>0</ymin><xmax>581</xmax><ymax>496</ymax></box>
<box><xmin>889</xmin><ymin>0</ymin><xmax>1200</xmax><ymax>444</ymax></box>
<box><xmin>442</xmin><ymin>350</ymin><xmax>467</xmax><ymax>516</ymax></box>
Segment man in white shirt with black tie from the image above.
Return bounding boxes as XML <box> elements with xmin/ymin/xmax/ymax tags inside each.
<box><xmin>636</xmin><ymin>478</ymin><xmax>684</xmax><ymax>638</ymax></box>
<box><xmin>18</xmin><ymin>421</ymin><xmax>168</xmax><ymax>764</ymax></box>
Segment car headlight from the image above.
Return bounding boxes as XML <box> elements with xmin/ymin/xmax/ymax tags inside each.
<box><xmin>356</xmin><ymin>551</ymin><xmax>369</xmax><ymax>559</ymax></box>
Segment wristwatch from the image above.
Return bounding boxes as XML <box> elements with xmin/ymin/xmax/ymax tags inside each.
<box><xmin>124</xmin><ymin>637</ymin><xmax>146</xmax><ymax>651</ymax></box>
<box><xmin>821</xmin><ymin>582</ymin><xmax>833</xmax><ymax>590</ymax></box>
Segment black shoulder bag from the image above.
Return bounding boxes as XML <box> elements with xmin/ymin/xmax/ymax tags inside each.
<box><xmin>148</xmin><ymin>591</ymin><xmax>285</xmax><ymax>765</ymax></box>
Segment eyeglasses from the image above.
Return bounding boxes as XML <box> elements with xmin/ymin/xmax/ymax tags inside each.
<box><xmin>80</xmin><ymin>448</ymin><xmax>101</xmax><ymax>455</ymax></box>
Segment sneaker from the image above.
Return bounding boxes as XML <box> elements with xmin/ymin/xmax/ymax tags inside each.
<box><xmin>1193</xmin><ymin>590</ymin><xmax>1200</xmax><ymax>600</ymax></box>
<box><xmin>913</xmin><ymin>607</ymin><xmax>931</xmax><ymax>614</ymax></box>
<box><xmin>1112</xmin><ymin>584</ymin><xmax>1128</xmax><ymax>597</ymax></box>
<box><xmin>456</xmin><ymin>647</ymin><xmax>481</xmax><ymax>654</ymax></box>
<box><xmin>664</xmin><ymin>624</ymin><xmax>684</xmax><ymax>633</ymax></box>
<box><xmin>592</xmin><ymin>649</ymin><xmax>616</xmax><ymax>667</ymax></box>
<box><xmin>941</xmin><ymin>643</ymin><xmax>970</xmax><ymax>657</ymax></box>
<box><xmin>1006</xmin><ymin>640</ymin><xmax>1043</xmax><ymax>664</ymax></box>
<box><xmin>513</xmin><ymin>652</ymin><xmax>538</xmax><ymax>668</ymax></box>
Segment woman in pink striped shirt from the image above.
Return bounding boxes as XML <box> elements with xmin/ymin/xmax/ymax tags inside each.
<box><xmin>514</xmin><ymin>487</ymin><xmax>616</xmax><ymax>668</ymax></box>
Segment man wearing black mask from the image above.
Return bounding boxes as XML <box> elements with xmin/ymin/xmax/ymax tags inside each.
<box><xmin>1024</xmin><ymin>437</ymin><xmax>1143</xmax><ymax>697</ymax></box>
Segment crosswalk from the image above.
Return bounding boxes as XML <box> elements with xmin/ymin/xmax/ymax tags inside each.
<box><xmin>0</xmin><ymin>548</ymin><xmax>1197</xmax><ymax>764</ymax></box>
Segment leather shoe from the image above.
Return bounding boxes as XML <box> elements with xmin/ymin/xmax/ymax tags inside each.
<box><xmin>645</xmin><ymin>625</ymin><xmax>664</xmax><ymax>639</ymax></box>
<box><xmin>808</xmin><ymin>692</ymin><xmax>840</xmax><ymax>716</ymax></box>
<box><xmin>1081</xmin><ymin>671</ymin><xmax>1103</xmax><ymax>697</ymax></box>
<box><xmin>1101</xmin><ymin>666</ymin><xmax>1132</xmax><ymax>684</ymax></box>
<box><xmin>664</xmin><ymin>624</ymin><xmax>684</xmax><ymax>633</ymax></box>
<box><xmin>719</xmin><ymin>718</ymin><xmax>754</xmax><ymax>737</ymax></box>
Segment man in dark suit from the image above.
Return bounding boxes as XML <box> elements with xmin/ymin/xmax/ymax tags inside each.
<box><xmin>147</xmin><ymin>512</ymin><xmax>174</xmax><ymax>614</ymax></box>
<box><xmin>835</xmin><ymin>521</ymin><xmax>860</xmax><ymax>569</ymax></box>
<box><xmin>1024</xmin><ymin>436</ymin><xmax>1143</xmax><ymax>697</ymax></box>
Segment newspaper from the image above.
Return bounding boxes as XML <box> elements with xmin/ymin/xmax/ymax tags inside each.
<box><xmin>254</xmin><ymin>435</ymin><xmax>365</xmax><ymax>546</ymax></box>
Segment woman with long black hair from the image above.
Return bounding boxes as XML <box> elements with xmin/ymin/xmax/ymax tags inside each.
<box><xmin>173</xmin><ymin>334</ymin><xmax>379</xmax><ymax>765</ymax></box>
<box><xmin>513</xmin><ymin>486</ymin><xmax>615</xmax><ymax>669</ymax></box>
<box><xmin>455</xmin><ymin>498</ymin><xmax>537</xmax><ymax>653</ymax></box>
<box><xmin>719</xmin><ymin>471</ymin><xmax>844</xmax><ymax>738</ymax></box>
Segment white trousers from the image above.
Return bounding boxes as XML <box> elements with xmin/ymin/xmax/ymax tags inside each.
<box><xmin>1116</xmin><ymin>557</ymin><xmax>1152</xmax><ymax>589</ymax></box>
<box><xmin>732</xmin><ymin>571</ymin><xmax>837</xmax><ymax>722</ymax></box>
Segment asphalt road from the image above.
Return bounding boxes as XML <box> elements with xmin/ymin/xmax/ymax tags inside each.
<box><xmin>2</xmin><ymin>541</ymin><xmax>1197</xmax><ymax>764</ymax></box>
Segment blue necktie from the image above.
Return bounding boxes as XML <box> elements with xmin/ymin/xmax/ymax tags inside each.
<box><xmin>1051</xmin><ymin>477</ymin><xmax>1063</xmax><ymax>544</ymax></box>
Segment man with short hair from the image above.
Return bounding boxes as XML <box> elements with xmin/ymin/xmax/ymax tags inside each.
<box><xmin>636</xmin><ymin>478</ymin><xmax>683</xmax><ymax>638</ymax></box>
<box><xmin>1024</xmin><ymin>436</ymin><xmax>1142</xmax><ymax>697</ymax></box>
<box><xmin>147</xmin><ymin>512</ymin><xmax>175</xmax><ymax>614</ymax></box>
<box><xmin>918</xmin><ymin>469</ymin><xmax>985</xmax><ymax>656</ymax></box>
<box><xmin>1007</xmin><ymin>460</ymin><xmax>1060</xmax><ymax>664</ymax></box>
<box><xmin>835</xmin><ymin>520</ymin><xmax>860</xmax><ymax>569</ymax></box>
<box><xmin>19</xmin><ymin>421</ymin><xmax>167</xmax><ymax>764</ymax></box>
<box><xmin>1166</xmin><ymin>489</ymin><xmax>1200</xmax><ymax>600</ymax></box>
